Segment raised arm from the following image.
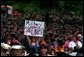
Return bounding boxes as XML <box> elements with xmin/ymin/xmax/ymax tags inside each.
<box><xmin>26</xmin><ymin>36</ymin><xmax>31</xmax><ymax>45</ymax></box>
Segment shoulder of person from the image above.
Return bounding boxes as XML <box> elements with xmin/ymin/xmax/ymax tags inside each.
<box><xmin>69</xmin><ymin>41</ymin><xmax>75</xmax><ymax>44</ymax></box>
<box><xmin>77</xmin><ymin>41</ymin><xmax>82</xmax><ymax>43</ymax></box>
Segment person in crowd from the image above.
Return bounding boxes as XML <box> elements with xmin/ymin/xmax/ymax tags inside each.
<box><xmin>47</xmin><ymin>49</ymin><xmax>56</xmax><ymax>56</ymax></box>
<box><xmin>77</xmin><ymin>34</ymin><xmax>83</xmax><ymax>44</ymax></box>
<box><xmin>64</xmin><ymin>35</ymin><xmax>73</xmax><ymax>52</ymax></box>
<box><xmin>27</xmin><ymin>36</ymin><xmax>40</xmax><ymax>54</ymax></box>
<box><xmin>1</xmin><ymin>10</ymin><xmax>83</xmax><ymax>56</ymax></box>
<box><xmin>39</xmin><ymin>45</ymin><xmax>48</xmax><ymax>56</ymax></box>
<box><xmin>54</xmin><ymin>38</ymin><xmax>64</xmax><ymax>53</ymax></box>
<box><xmin>68</xmin><ymin>36</ymin><xmax>82</xmax><ymax>52</ymax></box>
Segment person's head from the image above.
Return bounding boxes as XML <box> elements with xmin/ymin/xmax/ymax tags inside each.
<box><xmin>72</xmin><ymin>36</ymin><xmax>79</xmax><ymax>42</ymax></box>
<box><xmin>49</xmin><ymin>49</ymin><xmax>55</xmax><ymax>55</ymax></box>
<box><xmin>10</xmin><ymin>45</ymin><xmax>25</xmax><ymax>56</ymax></box>
<box><xmin>40</xmin><ymin>45</ymin><xmax>48</xmax><ymax>56</ymax></box>
<box><xmin>77</xmin><ymin>34</ymin><xmax>83</xmax><ymax>39</ymax></box>
<box><xmin>58</xmin><ymin>38</ymin><xmax>64</xmax><ymax>46</ymax></box>
<box><xmin>67</xmin><ymin>35</ymin><xmax>73</xmax><ymax>41</ymax></box>
<box><xmin>31</xmin><ymin>37</ymin><xmax>36</xmax><ymax>42</ymax></box>
<box><xmin>10</xmin><ymin>49</ymin><xmax>23</xmax><ymax>56</ymax></box>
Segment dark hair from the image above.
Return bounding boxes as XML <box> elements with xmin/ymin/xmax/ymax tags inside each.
<box><xmin>40</xmin><ymin>45</ymin><xmax>48</xmax><ymax>49</ymax></box>
<box><xmin>39</xmin><ymin>45</ymin><xmax>48</xmax><ymax>53</ymax></box>
<box><xmin>58</xmin><ymin>38</ymin><xmax>64</xmax><ymax>45</ymax></box>
<box><xmin>11</xmin><ymin>34</ymin><xmax>15</xmax><ymax>38</ymax></box>
<box><xmin>39</xmin><ymin>45</ymin><xmax>48</xmax><ymax>56</ymax></box>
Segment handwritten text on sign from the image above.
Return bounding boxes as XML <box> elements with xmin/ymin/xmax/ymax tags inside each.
<box><xmin>24</xmin><ymin>20</ymin><xmax>45</xmax><ymax>37</ymax></box>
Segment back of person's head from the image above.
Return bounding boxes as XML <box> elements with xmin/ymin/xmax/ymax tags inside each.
<box><xmin>39</xmin><ymin>39</ymin><xmax>46</xmax><ymax>46</ymax></box>
<box><xmin>58</xmin><ymin>38</ymin><xmax>64</xmax><ymax>46</ymax></box>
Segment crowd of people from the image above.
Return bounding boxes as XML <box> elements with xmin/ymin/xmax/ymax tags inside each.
<box><xmin>1</xmin><ymin>7</ymin><xmax>83</xmax><ymax>56</ymax></box>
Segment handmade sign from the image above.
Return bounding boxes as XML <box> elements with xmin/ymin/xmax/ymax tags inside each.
<box><xmin>24</xmin><ymin>20</ymin><xmax>45</xmax><ymax>37</ymax></box>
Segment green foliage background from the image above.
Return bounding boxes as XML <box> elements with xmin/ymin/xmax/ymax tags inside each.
<box><xmin>1</xmin><ymin>1</ymin><xmax>83</xmax><ymax>15</ymax></box>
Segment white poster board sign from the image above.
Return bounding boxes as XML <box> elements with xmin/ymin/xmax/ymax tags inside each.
<box><xmin>24</xmin><ymin>20</ymin><xmax>45</xmax><ymax>37</ymax></box>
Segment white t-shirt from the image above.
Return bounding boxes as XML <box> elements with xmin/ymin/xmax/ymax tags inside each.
<box><xmin>77</xmin><ymin>41</ymin><xmax>82</xmax><ymax>48</ymax></box>
<box><xmin>68</xmin><ymin>41</ymin><xmax>76</xmax><ymax>49</ymax></box>
<box><xmin>68</xmin><ymin>41</ymin><xmax>82</xmax><ymax>49</ymax></box>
